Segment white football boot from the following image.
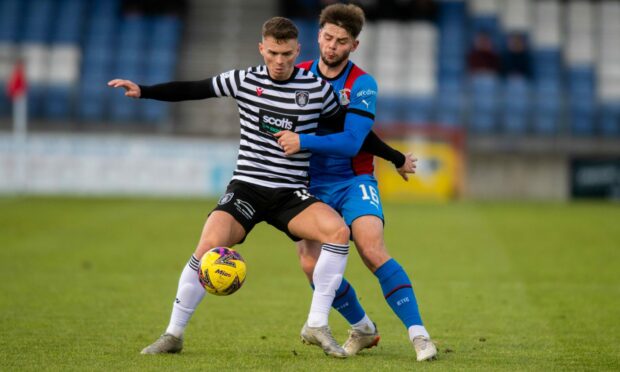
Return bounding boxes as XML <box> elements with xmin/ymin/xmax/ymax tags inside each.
<box><xmin>342</xmin><ymin>323</ymin><xmax>380</xmax><ymax>356</ymax></box>
<box><xmin>412</xmin><ymin>335</ymin><xmax>437</xmax><ymax>361</ymax></box>
<box><xmin>141</xmin><ymin>333</ymin><xmax>183</xmax><ymax>354</ymax></box>
<box><xmin>300</xmin><ymin>323</ymin><xmax>348</xmax><ymax>358</ymax></box>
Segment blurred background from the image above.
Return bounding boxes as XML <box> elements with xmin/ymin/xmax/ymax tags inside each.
<box><xmin>0</xmin><ymin>0</ymin><xmax>619</xmax><ymax>201</ymax></box>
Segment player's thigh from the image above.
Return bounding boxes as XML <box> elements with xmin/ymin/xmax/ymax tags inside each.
<box><xmin>195</xmin><ymin>211</ymin><xmax>247</xmax><ymax>258</ymax></box>
<box><xmin>297</xmin><ymin>239</ymin><xmax>322</xmax><ymax>281</ymax></box>
<box><xmin>288</xmin><ymin>202</ymin><xmax>349</xmax><ymax>244</ymax></box>
<box><xmin>351</xmin><ymin>215</ymin><xmax>391</xmax><ymax>272</ymax></box>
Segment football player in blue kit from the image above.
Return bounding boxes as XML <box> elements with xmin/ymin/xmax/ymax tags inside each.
<box><xmin>275</xmin><ymin>3</ymin><xmax>437</xmax><ymax>361</ymax></box>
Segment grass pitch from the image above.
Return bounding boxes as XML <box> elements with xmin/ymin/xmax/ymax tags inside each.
<box><xmin>1</xmin><ymin>196</ymin><xmax>619</xmax><ymax>371</ymax></box>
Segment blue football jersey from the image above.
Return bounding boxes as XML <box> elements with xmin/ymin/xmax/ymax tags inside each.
<box><xmin>297</xmin><ymin>59</ymin><xmax>378</xmax><ymax>184</ymax></box>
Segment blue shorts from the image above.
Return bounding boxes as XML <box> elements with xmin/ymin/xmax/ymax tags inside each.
<box><xmin>310</xmin><ymin>174</ymin><xmax>384</xmax><ymax>226</ymax></box>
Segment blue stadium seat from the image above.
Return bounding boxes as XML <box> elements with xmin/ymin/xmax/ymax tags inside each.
<box><xmin>436</xmin><ymin>81</ymin><xmax>464</xmax><ymax>127</ymax></box>
<box><xmin>567</xmin><ymin>66</ymin><xmax>595</xmax><ymax>135</ymax></box>
<box><xmin>150</xmin><ymin>16</ymin><xmax>182</xmax><ymax>47</ymax></box>
<box><xmin>0</xmin><ymin>90</ymin><xmax>10</xmax><ymax>117</ymax></box>
<box><xmin>21</xmin><ymin>0</ymin><xmax>55</xmax><ymax>43</ymax></box>
<box><xmin>142</xmin><ymin>100</ymin><xmax>169</xmax><ymax>123</ymax></box>
<box><xmin>376</xmin><ymin>96</ymin><xmax>403</xmax><ymax>125</ymax></box>
<box><xmin>144</xmin><ymin>51</ymin><xmax>175</xmax><ymax>84</ymax></box>
<box><xmin>78</xmin><ymin>73</ymin><xmax>109</xmax><ymax>120</ymax></box>
<box><xmin>469</xmin><ymin>74</ymin><xmax>499</xmax><ymax>133</ymax></box>
<box><xmin>0</xmin><ymin>0</ymin><xmax>23</xmax><ymax>42</ymax></box>
<box><xmin>570</xmin><ymin>97</ymin><xmax>595</xmax><ymax>136</ymax></box>
<box><xmin>403</xmin><ymin>96</ymin><xmax>433</xmax><ymax>125</ymax></box>
<box><xmin>532</xmin><ymin>80</ymin><xmax>561</xmax><ymax>135</ymax></box>
<box><xmin>294</xmin><ymin>19</ymin><xmax>319</xmax><ymax>63</ymax></box>
<box><xmin>118</xmin><ymin>16</ymin><xmax>149</xmax><ymax>50</ymax></box>
<box><xmin>44</xmin><ymin>85</ymin><xmax>73</xmax><ymax>119</ymax></box>
<box><xmin>437</xmin><ymin>0</ymin><xmax>466</xmax><ymax>22</ymax></box>
<box><xmin>532</xmin><ymin>49</ymin><xmax>562</xmax><ymax>81</ymax></box>
<box><xmin>52</xmin><ymin>0</ymin><xmax>87</xmax><ymax>44</ymax></box>
<box><xmin>502</xmin><ymin>77</ymin><xmax>530</xmax><ymax>134</ymax></box>
<box><xmin>91</xmin><ymin>0</ymin><xmax>120</xmax><ymax>18</ymax></box>
<box><xmin>26</xmin><ymin>85</ymin><xmax>46</xmax><ymax>118</ymax></box>
<box><xmin>600</xmin><ymin>103</ymin><xmax>620</xmax><ymax>136</ymax></box>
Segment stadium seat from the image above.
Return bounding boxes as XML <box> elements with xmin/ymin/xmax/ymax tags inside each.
<box><xmin>532</xmin><ymin>49</ymin><xmax>562</xmax><ymax>81</ymax></box>
<box><xmin>502</xmin><ymin>77</ymin><xmax>530</xmax><ymax>134</ymax></box>
<box><xmin>52</xmin><ymin>0</ymin><xmax>87</xmax><ymax>44</ymax></box>
<box><xmin>469</xmin><ymin>74</ymin><xmax>499</xmax><ymax>133</ymax></box>
<box><xmin>532</xmin><ymin>80</ymin><xmax>561</xmax><ymax>135</ymax></box>
<box><xmin>21</xmin><ymin>0</ymin><xmax>55</xmax><ymax>44</ymax></box>
<box><xmin>0</xmin><ymin>88</ymin><xmax>9</xmax><ymax>117</ymax></box>
<box><xmin>436</xmin><ymin>81</ymin><xmax>464</xmax><ymax>127</ymax></box>
<box><xmin>44</xmin><ymin>46</ymin><xmax>80</xmax><ymax>119</ymax></box>
<box><xmin>403</xmin><ymin>96</ymin><xmax>433</xmax><ymax>125</ymax></box>
<box><xmin>568</xmin><ymin>66</ymin><xmax>595</xmax><ymax>135</ymax></box>
<box><xmin>0</xmin><ymin>0</ymin><xmax>23</xmax><ymax>43</ymax></box>
<box><xmin>150</xmin><ymin>16</ymin><xmax>182</xmax><ymax>47</ymax></box>
<box><xmin>376</xmin><ymin>96</ymin><xmax>403</xmax><ymax>126</ymax></box>
<box><xmin>600</xmin><ymin>103</ymin><xmax>620</xmax><ymax>136</ymax></box>
<box><xmin>44</xmin><ymin>85</ymin><xmax>73</xmax><ymax>119</ymax></box>
<box><xmin>294</xmin><ymin>19</ymin><xmax>319</xmax><ymax>63</ymax></box>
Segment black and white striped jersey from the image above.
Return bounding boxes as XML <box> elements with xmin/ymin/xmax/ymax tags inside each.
<box><xmin>210</xmin><ymin>66</ymin><xmax>341</xmax><ymax>189</ymax></box>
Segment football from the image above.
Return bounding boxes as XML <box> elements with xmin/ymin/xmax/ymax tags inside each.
<box><xmin>198</xmin><ymin>247</ymin><xmax>247</xmax><ymax>296</ymax></box>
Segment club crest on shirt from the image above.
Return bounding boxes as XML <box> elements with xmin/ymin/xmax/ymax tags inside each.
<box><xmin>339</xmin><ymin>88</ymin><xmax>351</xmax><ymax>106</ymax></box>
<box><xmin>256</xmin><ymin>87</ymin><xmax>264</xmax><ymax>96</ymax></box>
<box><xmin>295</xmin><ymin>90</ymin><xmax>309</xmax><ymax>107</ymax></box>
<box><xmin>218</xmin><ymin>192</ymin><xmax>234</xmax><ymax>205</ymax></box>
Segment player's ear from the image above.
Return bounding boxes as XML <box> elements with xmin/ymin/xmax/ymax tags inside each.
<box><xmin>352</xmin><ymin>39</ymin><xmax>360</xmax><ymax>52</ymax></box>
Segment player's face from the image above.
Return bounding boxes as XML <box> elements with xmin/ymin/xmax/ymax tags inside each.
<box><xmin>259</xmin><ymin>36</ymin><xmax>300</xmax><ymax>81</ymax></box>
<box><xmin>318</xmin><ymin>23</ymin><xmax>359</xmax><ymax>68</ymax></box>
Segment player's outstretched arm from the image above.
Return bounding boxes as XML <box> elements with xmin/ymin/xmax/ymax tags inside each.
<box><xmin>107</xmin><ymin>79</ymin><xmax>216</xmax><ymax>102</ymax></box>
<box><xmin>107</xmin><ymin>79</ymin><xmax>141</xmax><ymax>98</ymax></box>
<box><xmin>361</xmin><ymin>131</ymin><xmax>417</xmax><ymax>181</ymax></box>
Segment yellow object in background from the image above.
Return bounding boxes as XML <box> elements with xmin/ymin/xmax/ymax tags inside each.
<box><xmin>375</xmin><ymin>139</ymin><xmax>463</xmax><ymax>201</ymax></box>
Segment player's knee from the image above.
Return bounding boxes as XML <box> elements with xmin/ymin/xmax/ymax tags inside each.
<box><xmin>327</xmin><ymin>222</ymin><xmax>350</xmax><ymax>244</ymax></box>
<box><xmin>356</xmin><ymin>242</ymin><xmax>391</xmax><ymax>272</ymax></box>
<box><xmin>195</xmin><ymin>239</ymin><xmax>217</xmax><ymax>259</ymax></box>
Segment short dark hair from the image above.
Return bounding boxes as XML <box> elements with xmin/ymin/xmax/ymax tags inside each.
<box><xmin>319</xmin><ymin>3</ymin><xmax>365</xmax><ymax>39</ymax></box>
<box><xmin>262</xmin><ymin>17</ymin><xmax>299</xmax><ymax>41</ymax></box>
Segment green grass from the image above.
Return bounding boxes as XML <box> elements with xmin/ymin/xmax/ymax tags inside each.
<box><xmin>1</xmin><ymin>196</ymin><xmax>619</xmax><ymax>371</ymax></box>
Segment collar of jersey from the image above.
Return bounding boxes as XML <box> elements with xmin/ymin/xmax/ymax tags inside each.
<box><xmin>315</xmin><ymin>60</ymin><xmax>352</xmax><ymax>82</ymax></box>
<box><xmin>265</xmin><ymin>66</ymin><xmax>300</xmax><ymax>84</ymax></box>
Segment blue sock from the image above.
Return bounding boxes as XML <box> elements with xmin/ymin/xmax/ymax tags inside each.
<box><xmin>311</xmin><ymin>277</ymin><xmax>365</xmax><ymax>325</ymax></box>
<box><xmin>374</xmin><ymin>258</ymin><xmax>423</xmax><ymax>328</ymax></box>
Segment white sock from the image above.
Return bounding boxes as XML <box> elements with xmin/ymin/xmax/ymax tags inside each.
<box><xmin>307</xmin><ymin>243</ymin><xmax>349</xmax><ymax>327</ymax></box>
<box><xmin>408</xmin><ymin>325</ymin><xmax>430</xmax><ymax>340</ymax></box>
<box><xmin>165</xmin><ymin>255</ymin><xmax>206</xmax><ymax>338</ymax></box>
<box><xmin>351</xmin><ymin>314</ymin><xmax>376</xmax><ymax>333</ymax></box>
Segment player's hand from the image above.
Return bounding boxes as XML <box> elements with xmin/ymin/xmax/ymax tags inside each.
<box><xmin>107</xmin><ymin>79</ymin><xmax>141</xmax><ymax>98</ymax></box>
<box><xmin>274</xmin><ymin>130</ymin><xmax>301</xmax><ymax>156</ymax></box>
<box><xmin>397</xmin><ymin>152</ymin><xmax>417</xmax><ymax>181</ymax></box>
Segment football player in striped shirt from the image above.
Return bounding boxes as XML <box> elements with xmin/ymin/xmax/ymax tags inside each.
<box><xmin>274</xmin><ymin>4</ymin><xmax>437</xmax><ymax>361</ymax></box>
<box><xmin>109</xmin><ymin>17</ymin><xmax>357</xmax><ymax>358</ymax></box>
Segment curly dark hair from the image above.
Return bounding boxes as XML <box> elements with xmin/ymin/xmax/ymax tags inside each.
<box><xmin>319</xmin><ymin>3</ymin><xmax>365</xmax><ymax>38</ymax></box>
